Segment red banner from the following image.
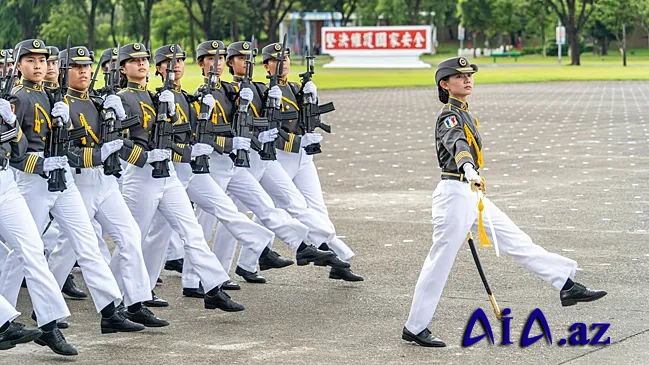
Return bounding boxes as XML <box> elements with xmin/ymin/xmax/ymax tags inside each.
<box><xmin>322</xmin><ymin>27</ymin><xmax>430</xmax><ymax>52</ymax></box>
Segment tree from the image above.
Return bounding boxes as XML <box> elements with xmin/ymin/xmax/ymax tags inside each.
<box><xmin>121</xmin><ymin>0</ymin><xmax>159</xmax><ymax>46</ymax></box>
<box><xmin>634</xmin><ymin>0</ymin><xmax>649</xmax><ymax>49</ymax></box>
<box><xmin>457</xmin><ymin>0</ymin><xmax>494</xmax><ymax>56</ymax></box>
<box><xmin>71</xmin><ymin>0</ymin><xmax>107</xmax><ymax>52</ymax></box>
<box><xmin>431</xmin><ymin>0</ymin><xmax>459</xmax><ymax>40</ymax></box>
<box><xmin>247</xmin><ymin>0</ymin><xmax>297</xmax><ymax>42</ymax></box>
<box><xmin>4</xmin><ymin>0</ymin><xmax>55</xmax><ymax>40</ymax></box>
<box><xmin>521</xmin><ymin>0</ymin><xmax>553</xmax><ymax>56</ymax></box>
<box><xmin>593</xmin><ymin>0</ymin><xmax>637</xmax><ymax>65</ymax></box>
<box><xmin>545</xmin><ymin>0</ymin><xmax>597</xmax><ymax>65</ymax></box>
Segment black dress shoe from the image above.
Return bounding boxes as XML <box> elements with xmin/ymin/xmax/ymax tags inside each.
<box><xmin>31</xmin><ymin>312</ymin><xmax>68</xmax><ymax>329</ymax></box>
<box><xmin>402</xmin><ymin>327</ymin><xmax>446</xmax><ymax>347</ymax></box>
<box><xmin>143</xmin><ymin>291</ymin><xmax>169</xmax><ymax>307</ymax></box>
<box><xmin>100</xmin><ymin>311</ymin><xmax>145</xmax><ymax>334</ymax></box>
<box><xmin>124</xmin><ymin>307</ymin><xmax>169</xmax><ymax>327</ymax></box>
<box><xmin>21</xmin><ymin>278</ymin><xmax>27</xmax><ymax>288</ymax></box>
<box><xmin>259</xmin><ymin>250</ymin><xmax>295</xmax><ymax>271</ymax></box>
<box><xmin>62</xmin><ymin>274</ymin><xmax>88</xmax><ymax>300</ymax></box>
<box><xmin>204</xmin><ymin>288</ymin><xmax>245</xmax><ymax>312</ymax></box>
<box><xmin>221</xmin><ymin>280</ymin><xmax>241</xmax><ymax>291</ymax></box>
<box><xmin>34</xmin><ymin>328</ymin><xmax>78</xmax><ymax>356</ymax></box>
<box><xmin>235</xmin><ymin>266</ymin><xmax>267</xmax><ymax>283</ymax></box>
<box><xmin>313</xmin><ymin>251</ymin><xmax>351</xmax><ymax>269</ymax></box>
<box><xmin>329</xmin><ymin>267</ymin><xmax>364</xmax><ymax>282</ymax></box>
<box><xmin>157</xmin><ymin>277</ymin><xmax>163</xmax><ymax>285</ymax></box>
<box><xmin>0</xmin><ymin>322</ymin><xmax>42</xmax><ymax>350</ymax></box>
<box><xmin>560</xmin><ymin>282</ymin><xmax>607</xmax><ymax>307</ymax></box>
<box><xmin>164</xmin><ymin>258</ymin><xmax>184</xmax><ymax>273</ymax></box>
<box><xmin>183</xmin><ymin>282</ymin><xmax>205</xmax><ymax>298</ymax></box>
<box><xmin>296</xmin><ymin>245</ymin><xmax>335</xmax><ymax>266</ymax></box>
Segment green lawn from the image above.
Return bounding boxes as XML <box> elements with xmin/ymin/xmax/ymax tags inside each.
<box><xmin>106</xmin><ymin>49</ymin><xmax>649</xmax><ymax>92</ymax></box>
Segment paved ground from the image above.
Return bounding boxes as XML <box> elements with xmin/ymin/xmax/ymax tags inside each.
<box><xmin>5</xmin><ymin>81</ymin><xmax>649</xmax><ymax>364</ymax></box>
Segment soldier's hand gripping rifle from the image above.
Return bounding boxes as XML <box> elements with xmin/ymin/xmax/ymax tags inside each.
<box><xmin>191</xmin><ymin>65</ymin><xmax>217</xmax><ymax>174</ymax></box>
<box><xmin>259</xmin><ymin>33</ymin><xmax>295</xmax><ymax>161</ymax></box>
<box><xmin>100</xmin><ymin>43</ymin><xmax>139</xmax><ymax>176</ymax></box>
<box><xmin>298</xmin><ymin>44</ymin><xmax>334</xmax><ymax>155</ymax></box>
<box><xmin>231</xmin><ymin>35</ymin><xmax>267</xmax><ymax>168</ymax></box>
<box><xmin>0</xmin><ymin>47</ymin><xmax>20</xmax><ymax>144</ymax></box>
<box><xmin>47</xmin><ymin>36</ymin><xmax>88</xmax><ymax>191</ymax></box>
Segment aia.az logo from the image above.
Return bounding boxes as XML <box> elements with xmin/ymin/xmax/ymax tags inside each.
<box><xmin>463</xmin><ymin>308</ymin><xmax>611</xmax><ymax>347</ymax></box>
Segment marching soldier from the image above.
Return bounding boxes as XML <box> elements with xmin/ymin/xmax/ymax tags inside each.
<box><xmin>0</xmin><ymin>41</ymin><xmax>78</xmax><ymax>355</ymax></box>
<box><xmin>93</xmin><ymin>47</ymin><xmax>119</xmax><ymax>97</ymax></box>
<box><xmin>43</xmin><ymin>46</ymin><xmax>59</xmax><ymax>89</ymax></box>
<box><xmin>140</xmin><ymin>44</ymin><xmax>275</xmax><ymax>299</ymax></box>
<box><xmin>255</xmin><ymin>41</ymin><xmax>362</xmax><ymax>280</ymax></box>
<box><xmin>45</xmin><ymin>46</ymin><xmax>168</xmax><ymax>328</ymax></box>
<box><xmin>116</xmin><ymin>42</ymin><xmax>244</xmax><ymax>312</ymax></box>
<box><xmin>402</xmin><ymin>57</ymin><xmax>607</xmax><ymax>347</ymax></box>
<box><xmin>4</xmin><ymin>38</ymin><xmax>144</xmax><ymax>340</ymax></box>
<box><xmin>189</xmin><ymin>39</ymin><xmax>334</xmax><ymax>285</ymax></box>
<box><xmin>0</xmin><ymin>49</ymin><xmax>15</xmax><ymax>80</ymax></box>
<box><xmin>211</xmin><ymin>40</ymin><xmax>362</xmax><ymax>282</ymax></box>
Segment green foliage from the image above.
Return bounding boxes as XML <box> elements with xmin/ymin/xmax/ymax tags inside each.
<box><xmin>39</xmin><ymin>1</ymin><xmax>87</xmax><ymax>47</ymax></box>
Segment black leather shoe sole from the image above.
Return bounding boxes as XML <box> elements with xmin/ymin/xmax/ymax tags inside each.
<box><xmin>329</xmin><ymin>269</ymin><xmax>364</xmax><ymax>282</ymax></box>
<box><xmin>100</xmin><ymin>323</ymin><xmax>145</xmax><ymax>334</ymax></box>
<box><xmin>561</xmin><ymin>291</ymin><xmax>607</xmax><ymax>307</ymax></box>
<box><xmin>143</xmin><ymin>299</ymin><xmax>169</xmax><ymax>307</ymax></box>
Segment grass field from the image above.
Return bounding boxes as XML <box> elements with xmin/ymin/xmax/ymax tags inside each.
<box><xmin>113</xmin><ymin>48</ymin><xmax>649</xmax><ymax>92</ymax></box>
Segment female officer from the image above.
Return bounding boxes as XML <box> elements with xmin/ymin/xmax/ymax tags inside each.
<box><xmin>401</xmin><ymin>57</ymin><xmax>607</xmax><ymax>347</ymax></box>
<box><xmin>116</xmin><ymin>43</ymin><xmax>244</xmax><ymax>312</ymax></box>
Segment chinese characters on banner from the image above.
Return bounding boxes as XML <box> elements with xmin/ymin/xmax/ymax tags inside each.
<box><xmin>322</xmin><ymin>27</ymin><xmax>430</xmax><ymax>51</ymax></box>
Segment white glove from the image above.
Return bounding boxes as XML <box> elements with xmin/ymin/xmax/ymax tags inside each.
<box><xmin>0</xmin><ymin>99</ymin><xmax>16</xmax><ymax>126</ymax></box>
<box><xmin>201</xmin><ymin>94</ymin><xmax>215</xmax><ymax>116</ymax></box>
<box><xmin>159</xmin><ymin>90</ymin><xmax>176</xmax><ymax>116</ymax></box>
<box><xmin>239</xmin><ymin>88</ymin><xmax>253</xmax><ymax>103</ymax></box>
<box><xmin>100</xmin><ymin>139</ymin><xmax>124</xmax><ymax>162</ymax></box>
<box><xmin>103</xmin><ymin>95</ymin><xmax>126</xmax><ymax>121</ymax></box>
<box><xmin>232</xmin><ymin>137</ymin><xmax>251</xmax><ymax>151</ymax></box>
<box><xmin>191</xmin><ymin>143</ymin><xmax>214</xmax><ymax>158</ymax></box>
<box><xmin>300</xmin><ymin>132</ymin><xmax>323</xmax><ymax>147</ymax></box>
<box><xmin>258</xmin><ymin>128</ymin><xmax>279</xmax><ymax>144</ymax></box>
<box><xmin>462</xmin><ymin>163</ymin><xmax>481</xmax><ymax>185</ymax></box>
<box><xmin>146</xmin><ymin>148</ymin><xmax>171</xmax><ymax>163</ymax></box>
<box><xmin>268</xmin><ymin>85</ymin><xmax>282</xmax><ymax>108</ymax></box>
<box><xmin>51</xmin><ymin>101</ymin><xmax>70</xmax><ymax>123</ymax></box>
<box><xmin>43</xmin><ymin>156</ymin><xmax>68</xmax><ymax>173</ymax></box>
<box><xmin>303</xmin><ymin>81</ymin><xmax>318</xmax><ymax>104</ymax></box>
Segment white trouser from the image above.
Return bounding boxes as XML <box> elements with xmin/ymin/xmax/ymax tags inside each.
<box><xmin>142</xmin><ymin>162</ymin><xmax>273</xmax><ymax>289</ymax></box>
<box><xmin>0</xmin><ymin>242</ymin><xmax>10</xmax><ymax>276</ymax></box>
<box><xmin>48</xmin><ymin>168</ymin><xmax>151</xmax><ymax>307</ymax></box>
<box><xmin>215</xmin><ymin>150</ymin><xmax>337</xmax><ymax>272</ymax></box>
<box><xmin>404</xmin><ymin>180</ymin><xmax>578</xmax><ymax>335</ymax></box>
<box><xmin>276</xmin><ymin>149</ymin><xmax>354</xmax><ymax>261</ymax></box>
<box><xmin>44</xmin><ymin>219</ymin><xmax>111</xmax><ymax>263</ymax></box>
<box><xmin>122</xmin><ymin>162</ymin><xmax>229</xmax><ymax>292</ymax></box>
<box><xmin>5</xmin><ymin>162</ymin><xmax>121</xmax><ymax>313</ymax></box>
<box><xmin>166</xmin><ymin>235</ymin><xmax>184</xmax><ymax>261</ymax></box>
<box><xmin>0</xmin><ymin>169</ymin><xmax>70</xmax><ymax>326</ymax></box>
<box><xmin>0</xmin><ymin>294</ymin><xmax>20</xmax><ymax>326</ymax></box>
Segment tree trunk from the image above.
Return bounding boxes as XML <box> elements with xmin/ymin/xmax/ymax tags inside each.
<box><xmin>143</xmin><ymin>0</ymin><xmax>153</xmax><ymax>45</ymax></box>
<box><xmin>569</xmin><ymin>27</ymin><xmax>580</xmax><ymax>65</ymax></box>
<box><xmin>110</xmin><ymin>3</ymin><xmax>117</xmax><ymax>47</ymax></box>
<box><xmin>88</xmin><ymin>0</ymin><xmax>97</xmax><ymax>52</ymax></box>
<box><xmin>601</xmin><ymin>38</ymin><xmax>607</xmax><ymax>55</ymax></box>
<box><xmin>622</xmin><ymin>23</ymin><xmax>627</xmax><ymax>66</ymax></box>
<box><xmin>541</xmin><ymin>21</ymin><xmax>546</xmax><ymax>57</ymax></box>
<box><xmin>447</xmin><ymin>26</ymin><xmax>454</xmax><ymax>40</ymax></box>
<box><xmin>188</xmin><ymin>0</ymin><xmax>196</xmax><ymax>63</ymax></box>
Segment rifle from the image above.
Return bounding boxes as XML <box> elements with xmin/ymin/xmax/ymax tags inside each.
<box><xmin>191</xmin><ymin>64</ymin><xmax>218</xmax><ymax>174</ymax></box>
<box><xmin>259</xmin><ymin>33</ymin><xmax>295</xmax><ymax>161</ymax></box>
<box><xmin>0</xmin><ymin>48</ymin><xmax>20</xmax><ymax>143</ymax></box>
<box><xmin>87</xmin><ymin>54</ymin><xmax>102</xmax><ymax>96</ymax></box>
<box><xmin>100</xmin><ymin>43</ymin><xmax>139</xmax><ymax>176</ymax></box>
<box><xmin>151</xmin><ymin>44</ymin><xmax>187</xmax><ymax>178</ymax></box>
<box><xmin>47</xmin><ymin>36</ymin><xmax>88</xmax><ymax>192</ymax></box>
<box><xmin>231</xmin><ymin>35</ymin><xmax>267</xmax><ymax>168</ymax></box>
<box><xmin>0</xmin><ymin>51</ymin><xmax>8</xmax><ymax>93</ymax></box>
<box><xmin>298</xmin><ymin>43</ymin><xmax>334</xmax><ymax>155</ymax></box>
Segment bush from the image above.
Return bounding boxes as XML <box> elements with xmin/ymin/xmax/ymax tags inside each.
<box><xmin>545</xmin><ymin>39</ymin><xmax>587</xmax><ymax>56</ymax></box>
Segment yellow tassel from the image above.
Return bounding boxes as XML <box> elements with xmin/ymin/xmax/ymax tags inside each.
<box><xmin>79</xmin><ymin>113</ymin><xmax>99</xmax><ymax>145</ymax></box>
<box><xmin>463</xmin><ymin>124</ymin><xmax>483</xmax><ymax>168</ymax></box>
<box><xmin>140</xmin><ymin>102</ymin><xmax>156</xmax><ymax>130</ymax></box>
<box><xmin>477</xmin><ymin>197</ymin><xmax>491</xmax><ymax>248</ymax></box>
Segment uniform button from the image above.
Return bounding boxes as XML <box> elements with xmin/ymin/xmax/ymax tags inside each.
<box><xmin>91</xmin><ymin>143</ymin><xmax>95</xmax><ymax>146</ymax></box>
<box><xmin>26</xmin><ymin>90</ymin><xmax>30</xmax><ymax>93</ymax></box>
<box><xmin>42</xmin><ymin>137</ymin><xmax>46</xmax><ymax>141</ymax></box>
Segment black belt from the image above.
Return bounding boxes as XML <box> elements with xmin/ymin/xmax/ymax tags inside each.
<box><xmin>441</xmin><ymin>171</ymin><xmax>468</xmax><ymax>183</ymax></box>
